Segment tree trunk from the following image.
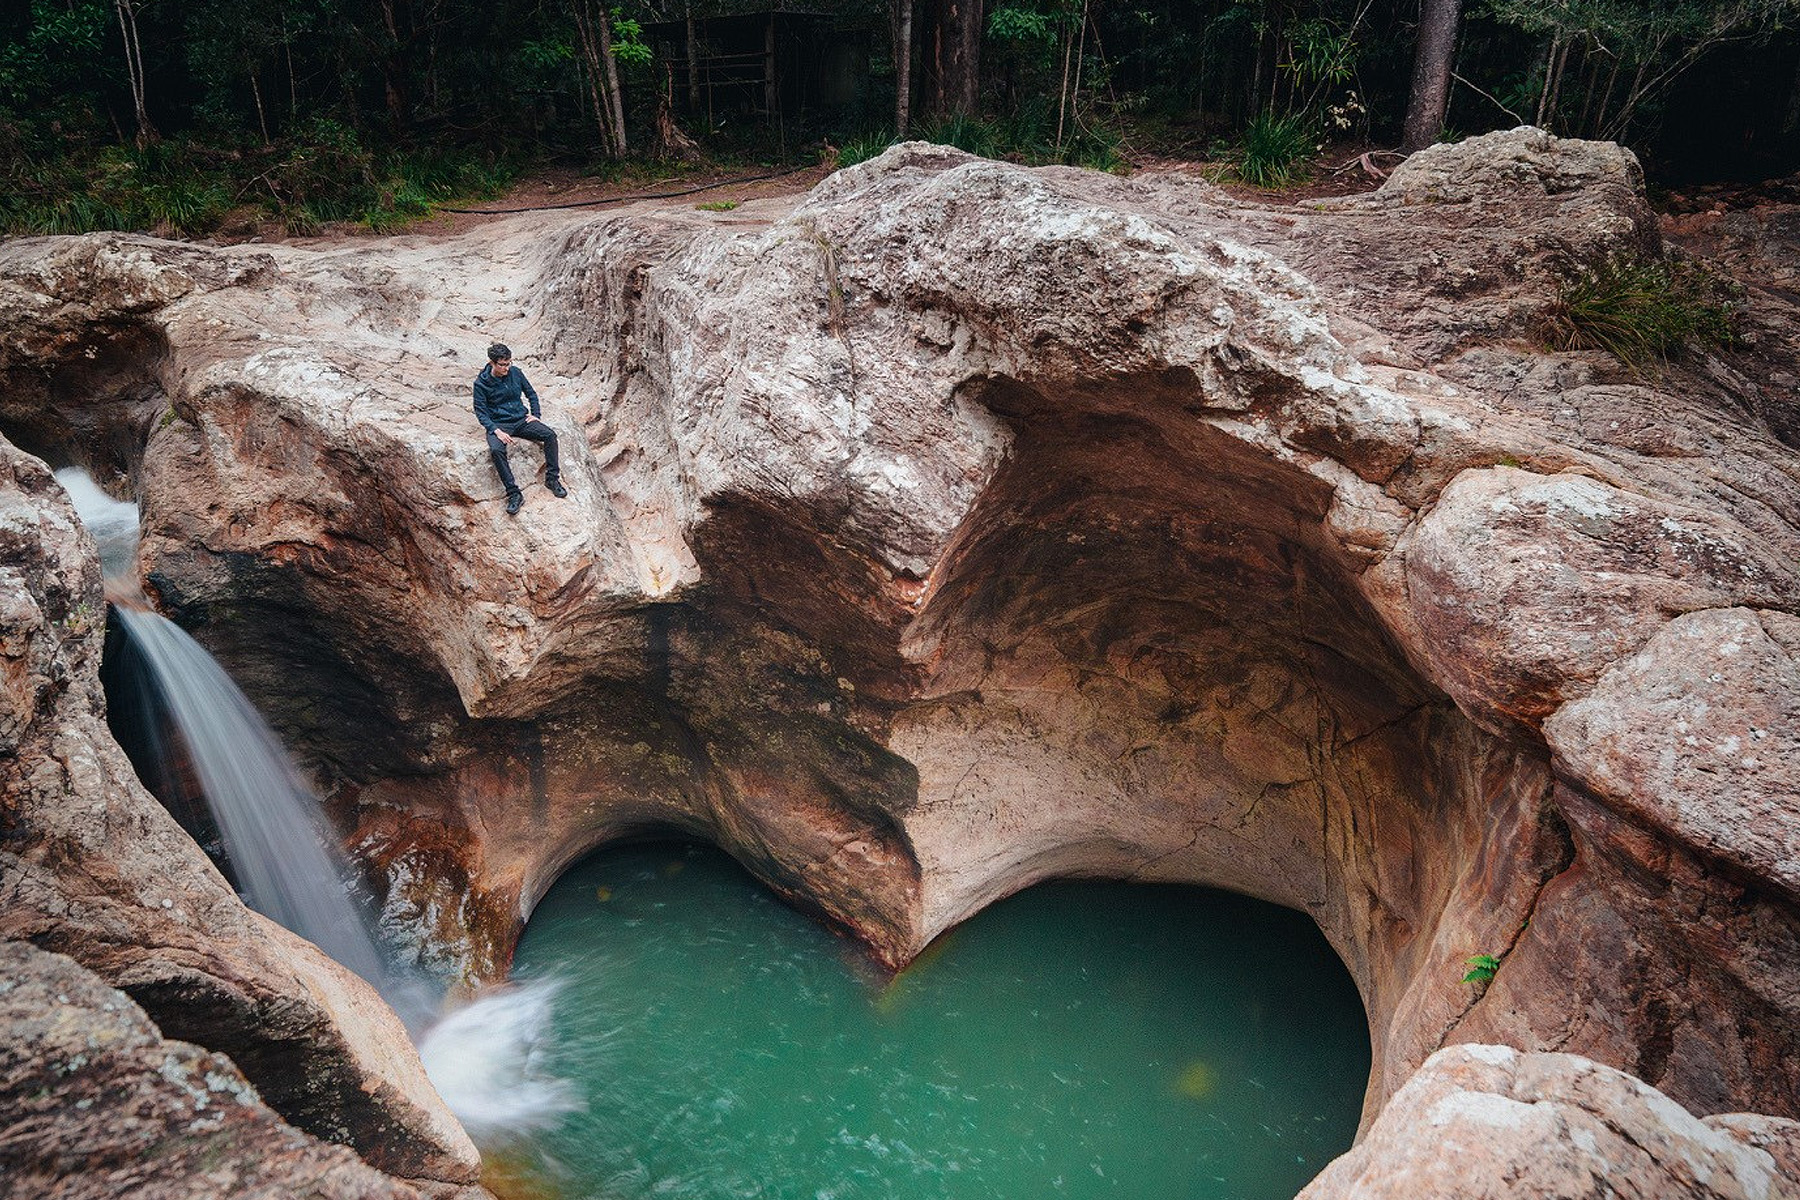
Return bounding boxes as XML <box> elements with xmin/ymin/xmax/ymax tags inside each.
<box><xmin>114</xmin><ymin>0</ymin><xmax>157</xmax><ymax>146</ymax></box>
<box><xmin>378</xmin><ymin>0</ymin><xmax>409</xmax><ymax>132</ymax></box>
<box><xmin>597</xmin><ymin>5</ymin><xmax>629</xmax><ymax>154</ymax></box>
<box><xmin>571</xmin><ymin>2</ymin><xmax>617</xmax><ymax>155</ymax></box>
<box><xmin>686</xmin><ymin>7</ymin><xmax>701</xmax><ymax>112</ymax></box>
<box><xmin>1782</xmin><ymin>47</ymin><xmax>1800</xmax><ymax>137</ymax></box>
<box><xmin>248</xmin><ymin>54</ymin><xmax>271</xmax><ymax>145</ymax></box>
<box><xmin>1535</xmin><ymin>33</ymin><xmax>1559</xmax><ymax>126</ymax></box>
<box><xmin>1575</xmin><ymin>39</ymin><xmax>1603</xmax><ymax>137</ymax></box>
<box><xmin>764</xmin><ymin>14</ymin><xmax>777</xmax><ymax>116</ymax></box>
<box><xmin>1543</xmin><ymin>35</ymin><xmax>1571</xmax><ymax>132</ymax></box>
<box><xmin>1401</xmin><ymin>0</ymin><xmax>1462</xmax><ymax>152</ymax></box>
<box><xmin>894</xmin><ymin>0</ymin><xmax>913</xmax><ymax>135</ymax></box>
<box><xmin>282</xmin><ymin>7</ymin><xmax>298</xmax><ymax>116</ymax></box>
<box><xmin>1055</xmin><ymin>14</ymin><xmax>1073</xmax><ymax>147</ymax></box>
<box><xmin>923</xmin><ymin>0</ymin><xmax>980</xmax><ymax>117</ymax></box>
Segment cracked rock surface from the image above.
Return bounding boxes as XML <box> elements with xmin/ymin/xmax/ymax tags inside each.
<box><xmin>0</xmin><ymin>939</ymin><xmax>432</xmax><ymax>1200</ymax></box>
<box><xmin>1</xmin><ymin>127</ymin><xmax>1797</xmax><ymax>1186</ymax></box>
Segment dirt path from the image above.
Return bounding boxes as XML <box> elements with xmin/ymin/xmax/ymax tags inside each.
<box><xmin>248</xmin><ymin>161</ymin><xmax>834</xmax><ymax>249</ymax></box>
<box><xmin>238</xmin><ymin>145</ymin><xmax>1395</xmax><ymax>250</ymax></box>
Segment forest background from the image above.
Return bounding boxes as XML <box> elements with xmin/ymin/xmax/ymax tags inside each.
<box><xmin>6</xmin><ymin>0</ymin><xmax>1800</xmax><ymax>235</ymax></box>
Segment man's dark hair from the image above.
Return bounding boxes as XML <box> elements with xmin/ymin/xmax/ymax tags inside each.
<box><xmin>487</xmin><ymin>342</ymin><xmax>512</xmax><ymax>362</ymax></box>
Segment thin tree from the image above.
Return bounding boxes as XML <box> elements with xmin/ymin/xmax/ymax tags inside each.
<box><xmin>572</xmin><ymin>0</ymin><xmax>629</xmax><ymax>155</ymax></box>
<box><xmin>895</xmin><ymin>0</ymin><xmax>913</xmax><ymax>135</ymax></box>
<box><xmin>1402</xmin><ymin>0</ymin><xmax>1462</xmax><ymax>152</ymax></box>
<box><xmin>113</xmin><ymin>0</ymin><xmax>157</xmax><ymax>146</ymax></box>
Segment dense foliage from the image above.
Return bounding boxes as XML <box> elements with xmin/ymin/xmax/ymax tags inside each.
<box><xmin>5</xmin><ymin>0</ymin><xmax>1800</xmax><ymax>234</ymax></box>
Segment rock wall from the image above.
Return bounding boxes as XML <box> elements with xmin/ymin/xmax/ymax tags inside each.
<box><xmin>0</xmin><ymin>442</ymin><xmax>482</xmax><ymax>1192</ymax></box>
<box><xmin>2</xmin><ymin>128</ymin><xmax>1797</xmax><ymax>1184</ymax></box>
<box><xmin>0</xmin><ymin>940</ymin><xmax>427</xmax><ymax>1200</ymax></box>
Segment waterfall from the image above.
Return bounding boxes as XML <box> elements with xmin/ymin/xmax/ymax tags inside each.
<box><xmin>57</xmin><ymin>468</ymin><xmax>427</xmax><ymax>1028</ymax></box>
<box><xmin>110</xmin><ymin>606</ymin><xmax>419</xmax><ymax>1007</ymax></box>
<box><xmin>60</xmin><ymin>466</ymin><xmax>566</xmax><ymax>1131</ymax></box>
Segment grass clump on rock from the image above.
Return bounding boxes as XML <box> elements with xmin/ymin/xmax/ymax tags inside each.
<box><xmin>1550</xmin><ymin>254</ymin><xmax>1740</xmax><ymax>365</ymax></box>
<box><xmin>1231</xmin><ymin>112</ymin><xmax>1317</xmax><ymax>189</ymax></box>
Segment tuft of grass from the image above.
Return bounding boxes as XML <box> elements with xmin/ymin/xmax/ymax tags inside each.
<box><xmin>695</xmin><ymin>199</ymin><xmax>738</xmax><ymax>211</ymax></box>
<box><xmin>836</xmin><ymin>132</ymin><xmax>898</xmax><ymax>168</ymax></box>
<box><xmin>1233</xmin><ymin>112</ymin><xmax>1316</xmax><ymax>189</ymax></box>
<box><xmin>902</xmin><ymin>100</ymin><xmax>1124</xmax><ymax>171</ymax></box>
<box><xmin>916</xmin><ymin>112</ymin><xmax>1004</xmax><ymax>159</ymax></box>
<box><xmin>1549</xmin><ymin>254</ymin><xmax>1740</xmax><ymax>365</ymax></box>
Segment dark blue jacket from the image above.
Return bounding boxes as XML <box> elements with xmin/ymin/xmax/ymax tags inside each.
<box><xmin>472</xmin><ymin>364</ymin><xmax>541</xmax><ymax>433</ymax></box>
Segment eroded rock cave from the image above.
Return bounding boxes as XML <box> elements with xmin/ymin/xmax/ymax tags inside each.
<box><xmin>4</xmin><ymin>129</ymin><xmax>1799</xmax><ymax>1193</ymax></box>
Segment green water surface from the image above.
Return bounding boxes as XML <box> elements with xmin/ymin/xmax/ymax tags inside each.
<box><xmin>508</xmin><ymin>844</ymin><xmax>1370</xmax><ymax>1200</ymax></box>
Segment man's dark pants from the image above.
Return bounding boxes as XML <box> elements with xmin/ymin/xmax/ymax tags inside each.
<box><xmin>486</xmin><ymin>418</ymin><xmax>560</xmax><ymax>497</ymax></box>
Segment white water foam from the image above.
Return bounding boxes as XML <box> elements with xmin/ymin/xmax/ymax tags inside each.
<box><xmin>54</xmin><ymin>467</ymin><xmax>139</xmax><ymax>578</ymax></box>
<box><xmin>419</xmin><ymin>980</ymin><xmax>580</xmax><ymax>1142</ymax></box>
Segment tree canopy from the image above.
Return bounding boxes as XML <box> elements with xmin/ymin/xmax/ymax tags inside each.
<box><xmin>4</xmin><ymin>0</ymin><xmax>1799</xmax><ymax>234</ymax></box>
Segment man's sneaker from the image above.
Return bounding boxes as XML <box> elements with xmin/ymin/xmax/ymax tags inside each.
<box><xmin>505</xmin><ymin>491</ymin><xmax>524</xmax><ymax>516</ymax></box>
<box><xmin>546</xmin><ymin>478</ymin><xmax>568</xmax><ymax>499</ymax></box>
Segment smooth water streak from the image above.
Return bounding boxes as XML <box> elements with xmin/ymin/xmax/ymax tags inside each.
<box><xmin>110</xmin><ymin>605</ymin><xmax>419</xmax><ymax>1006</ymax></box>
<box><xmin>59</xmin><ymin>468</ymin><xmax>431</xmax><ymax>1028</ymax></box>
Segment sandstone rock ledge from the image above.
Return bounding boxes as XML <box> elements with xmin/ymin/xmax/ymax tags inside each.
<box><xmin>1302</xmin><ymin>1045</ymin><xmax>1800</xmax><ymax>1200</ymax></box>
<box><xmin>0</xmin><ymin>940</ymin><xmax>424</xmax><ymax>1200</ymax></box>
<box><xmin>1</xmin><ymin>127</ymin><xmax>1798</xmax><ymax>1194</ymax></box>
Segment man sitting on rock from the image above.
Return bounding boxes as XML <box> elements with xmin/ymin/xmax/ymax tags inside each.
<box><xmin>473</xmin><ymin>342</ymin><xmax>566</xmax><ymax>515</ymax></box>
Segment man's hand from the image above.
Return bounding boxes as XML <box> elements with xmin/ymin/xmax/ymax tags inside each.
<box><xmin>495</xmin><ymin>430</ymin><xmax>514</xmax><ymax>445</ymax></box>
<box><xmin>524</xmin><ymin>414</ymin><xmax>539</xmax><ymax>423</ymax></box>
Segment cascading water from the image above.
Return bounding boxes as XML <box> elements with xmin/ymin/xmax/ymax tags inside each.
<box><xmin>58</xmin><ymin>468</ymin><xmax>424</xmax><ymax>1026</ymax></box>
<box><xmin>58</xmin><ymin>466</ymin><xmax>567</xmax><ymax>1131</ymax></box>
<box><xmin>110</xmin><ymin>606</ymin><xmax>415</xmax><ymax>1006</ymax></box>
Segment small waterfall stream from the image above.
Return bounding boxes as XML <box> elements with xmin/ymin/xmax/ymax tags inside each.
<box><xmin>58</xmin><ymin>466</ymin><xmax>568</xmax><ymax>1134</ymax></box>
<box><xmin>111</xmin><ymin>605</ymin><xmax>415</xmax><ymax>1009</ymax></box>
<box><xmin>58</xmin><ymin>468</ymin><xmax>424</xmax><ymax>1019</ymax></box>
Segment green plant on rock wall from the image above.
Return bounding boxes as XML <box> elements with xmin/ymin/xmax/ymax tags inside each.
<box><xmin>1462</xmin><ymin>953</ymin><xmax>1500</xmax><ymax>983</ymax></box>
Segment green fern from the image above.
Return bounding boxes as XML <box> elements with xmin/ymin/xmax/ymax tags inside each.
<box><xmin>1462</xmin><ymin>954</ymin><xmax>1500</xmax><ymax>984</ymax></box>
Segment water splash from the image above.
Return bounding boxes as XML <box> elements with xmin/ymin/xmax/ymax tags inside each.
<box><xmin>417</xmin><ymin>980</ymin><xmax>580</xmax><ymax>1142</ymax></box>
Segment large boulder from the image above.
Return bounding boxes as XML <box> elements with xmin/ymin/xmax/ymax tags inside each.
<box><xmin>1300</xmin><ymin>1044</ymin><xmax>1799</xmax><ymax>1200</ymax></box>
<box><xmin>0</xmin><ymin>127</ymin><xmax>1796</xmax><ymax>1185</ymax></box>
<box><xmin>0</xmin><ymin>939</ymin><xmax>426</xmax><ymax>1200</ymax></box>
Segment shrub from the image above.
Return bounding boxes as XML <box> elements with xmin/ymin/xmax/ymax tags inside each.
<box><xmin>1233</xmin><ymin>112</ymin><xmax>1316</xmax><ymax>189</ymax></box>
<box><xmin>1550</xmin><ymin>254</ymin><xmax>1740</xmax><ymax>365</ymax></box>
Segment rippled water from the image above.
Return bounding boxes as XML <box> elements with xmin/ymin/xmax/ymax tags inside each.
<box><xmin>500</xmin><ymin>843</ymin><xmax>1370</xmax><ymax>1200</ymax></box>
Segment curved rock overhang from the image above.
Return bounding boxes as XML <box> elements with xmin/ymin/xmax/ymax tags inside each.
<box><xmin>2</xmin><ymin>129</ymin><xmax>1797</xmax><ymax>1140</ymax></box>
